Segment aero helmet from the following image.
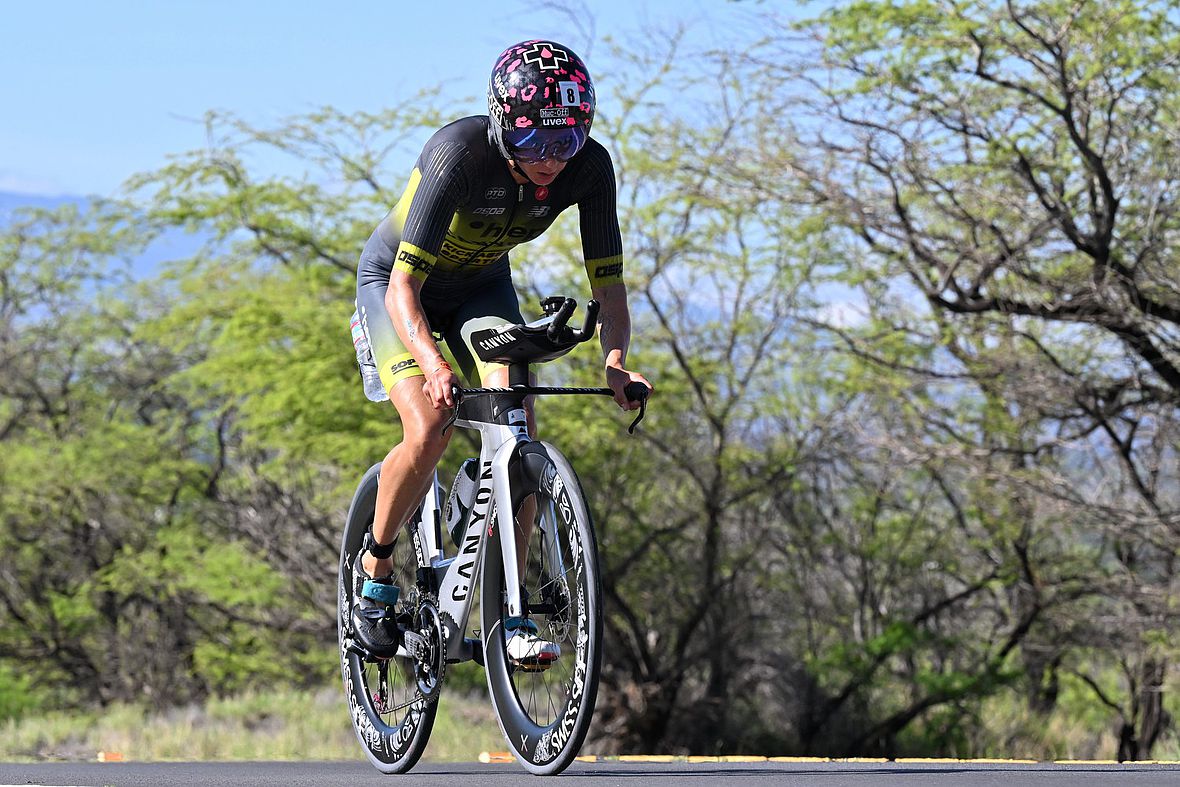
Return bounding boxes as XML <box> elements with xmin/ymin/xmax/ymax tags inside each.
<box><xmin>487</xmin><ymin>40</ymin><xmax>595</xmax><ymax>163</ymax></box>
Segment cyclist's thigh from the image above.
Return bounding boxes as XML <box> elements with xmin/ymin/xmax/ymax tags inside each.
<box><xmin>356</xmin><ymin>232</ymin><xmax>424</xmax><ymax>394</ymax></box>
<box><xmin>445</xmin><ymin>272</ymin><xmax>524</xmax><ymax>386</ymax></box>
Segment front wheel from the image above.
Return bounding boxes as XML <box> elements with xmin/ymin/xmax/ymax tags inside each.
<box><xmin>481</xmin><ymin>442</ymin><xmax>603</xmax><ymax>775</ymax></box>
<box><xmin>338</xmin><ymin>463</ymin><xmax>437</xmax><ymax>773</ymax></box>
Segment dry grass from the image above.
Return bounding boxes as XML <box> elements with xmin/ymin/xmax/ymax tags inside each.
<box><xmin>970</xmin><ymin>690</ymin><xmax>1180</xmax><ymax>762</ymax></box>
<box><xmin>0</xmin><ymin>685</ymin><xmax>503</xmax><ymax>763</ymax></box>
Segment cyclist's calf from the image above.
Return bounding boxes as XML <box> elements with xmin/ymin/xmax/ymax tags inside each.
<box><xmin>369</xmin><ymin>378</ymin><xmax>457</xmax><ymax>555</ymax></box>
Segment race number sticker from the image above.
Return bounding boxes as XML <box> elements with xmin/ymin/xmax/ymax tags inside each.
<box><xmin>558</xmin><ymin>81</ymin><xmax>580</xmax><ymax>107</ymax></box>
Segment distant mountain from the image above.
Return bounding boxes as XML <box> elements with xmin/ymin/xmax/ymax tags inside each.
<box><xmin>0</xmin><ymin>190</ymin><xmax>86</xmax><ymax>219</ymax></box>
<box><xmin>0</xmin><ymin>190</ymin><xmax>207</xmax><ymax>281</ymax></box>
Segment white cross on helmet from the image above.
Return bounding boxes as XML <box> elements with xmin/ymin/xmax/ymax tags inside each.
<box><xmin>521</xmin><ymin>42</ymin><xmax>570</xmax><ymax>71</ymax></box>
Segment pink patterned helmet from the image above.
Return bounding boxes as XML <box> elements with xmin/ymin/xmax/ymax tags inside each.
<box><xmin>487</xmin><ymin>40</ymin><xmax>595</xmax><ymax>161</ymax></box>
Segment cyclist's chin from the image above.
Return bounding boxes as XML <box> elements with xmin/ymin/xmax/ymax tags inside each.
<box><xmin>515</xmin><ymin>161</ymin><xmax>566</xmax><ymax>185</ymax></box>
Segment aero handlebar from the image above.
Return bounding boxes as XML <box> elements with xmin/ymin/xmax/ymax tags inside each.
<box><xmin>546</xmin><ymin>298</ymin><xmax>600</xmax><ymax>344</ymax></box>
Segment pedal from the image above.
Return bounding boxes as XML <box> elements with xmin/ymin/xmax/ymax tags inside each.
<box><xmin>344</xmin><ymin>637</ymin><xmax>381</xmax><ymax>664</ymax></box>
<box><xmin>511</xmin><ymin>658</ymin><xmax>555</xmax><ymax>673</ymax></box>
<box><xmin>509</xmin><ymin>650</ymin><xmax>559</xmax><ymax>672</ymax></box>
<box><xmin>467</xmin><ymin>637</ymin><xmax>485</xmax><ymax>667</ymax></box>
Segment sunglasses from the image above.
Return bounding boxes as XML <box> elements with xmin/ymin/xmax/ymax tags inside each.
<box><xmin>504</xmin><ymin>125</ymin><xmax>588</xmax><ymax>164</ymax></box>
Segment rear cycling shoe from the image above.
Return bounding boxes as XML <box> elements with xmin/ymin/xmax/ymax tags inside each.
<box><xmin>505</xmin><ymin>616</ymin><xmax>560</xmax><ymax>670</ymax></box>
<box><xmin>351</xmin><ymin>551</ymin><xmax>403</xmax><ymax>659</ymax></box>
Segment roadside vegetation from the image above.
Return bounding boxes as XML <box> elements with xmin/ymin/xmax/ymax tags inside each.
<box><xmin>0</xmin><ymin>683</ymin><xmax>501</xmax><ymax>762</ymax></box>
<box><xmin>2</xmin><ymin>0</ymin><xmax>1179</xmax><ymax>761</ymax></box>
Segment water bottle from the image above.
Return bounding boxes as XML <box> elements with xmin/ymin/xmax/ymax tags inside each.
<box><xmin>444</xmin><ymin>459</ymin><xmax>479</xmax><ymax>547</ymax></box>
<box><xmin>350</xmin><ymin>307</ymin><xmax>389</xmax><ymax>403</ymax></box>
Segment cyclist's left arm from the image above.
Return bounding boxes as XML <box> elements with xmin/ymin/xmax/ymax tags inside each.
<box><xmin>576</xmin><ymin>141</ymin><xmax>652</xmax><ymax>409</ymax></box>
<box><xmin>593</xmin><ymin>282</ymin><xmax>653</xmax><ymax>410</ymax></box>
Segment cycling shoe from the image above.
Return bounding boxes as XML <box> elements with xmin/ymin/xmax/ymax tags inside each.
<box><xmin>350</xmin><ymin>551</ymin><xmax>403</xmax><ymax>659</ymax></box>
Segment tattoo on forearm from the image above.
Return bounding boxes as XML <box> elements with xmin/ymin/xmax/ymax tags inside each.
<box><xmin>404</xmin><ymin>318</ymin><xmax>418</xmax><ymax>343</ymax></box>
<box><xmin>599</xmin><ymin>312</ymin><xmax>629</xmax><ymax>365</ymax></box>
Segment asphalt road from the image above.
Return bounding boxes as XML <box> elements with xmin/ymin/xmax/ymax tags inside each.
<box><xmin>2</xmin><ymin>761</ymin><xmax>1180</xmax><ymax>786</ymax></box>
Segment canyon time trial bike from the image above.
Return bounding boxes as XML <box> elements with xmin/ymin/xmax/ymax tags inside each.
<box><xmin>337</xmin><ymin>297</ymin><xmax>648</xmax><ymax>775</ymax></box>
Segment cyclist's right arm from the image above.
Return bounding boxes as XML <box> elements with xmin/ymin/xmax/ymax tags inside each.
<box><xmin>385</xmin><ymin>271</ymin><xmax>459</xmax><ymax>408</ymax></box>
<box><xmin>382</xmin><ymin>139</ymin><xmax>475</xmax><ymax>408</ymax></box>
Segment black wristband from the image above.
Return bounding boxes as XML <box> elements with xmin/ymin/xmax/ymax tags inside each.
<box><xmin>365</xmin><ymin>530</ymin><xmax>395</xmax><ymax>560</ymax></box>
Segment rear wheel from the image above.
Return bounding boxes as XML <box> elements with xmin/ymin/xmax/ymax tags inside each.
<box><xmin>338</xmin><ymin>464</ymin><xmax>437</xmax><ymax>773</ymax></box>
<box><xmin>481</xmin><ymin>443</ymin><xmax>602</xmax><ymax>775</ymax></box>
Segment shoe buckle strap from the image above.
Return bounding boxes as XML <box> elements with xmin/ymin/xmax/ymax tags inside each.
<box><xmin>361</xmin><ymin>580</ymin><xmax>400</xmax><ymax>607</ymax></box>
<box><xmin>504</xmin><ymin>615</ymin><xmax>539</xmax><ymax>634</ymax></box>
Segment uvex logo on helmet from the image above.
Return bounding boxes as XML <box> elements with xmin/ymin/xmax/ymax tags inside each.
<box><xmin>487</xmin><ymin>40</ymin><xmax>595</xmax><ymax>160</ymax></box>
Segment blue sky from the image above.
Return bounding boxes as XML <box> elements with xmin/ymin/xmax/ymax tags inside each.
<box><xmin>1</xmin><ymin>0</ymin><xmax>739</xmax><ymax>198</ymax></box>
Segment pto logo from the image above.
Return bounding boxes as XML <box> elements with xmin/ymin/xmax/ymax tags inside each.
<box><xmin>522</xmin><ymin>42</ymin><xmax>569</xmax><ymax>71</ymax></box>
<box><xmin>485</xmin><ymin>187</ymin><xmax>506</xmax><ymax>199</ymax></box>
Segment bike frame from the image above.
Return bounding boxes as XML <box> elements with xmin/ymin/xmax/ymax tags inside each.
<box><xmin>380</xmin><ymin>300</ymin><xmax>646</xmax><ymax>667</ymax></box>
<box><xmin>404</xmin><ymin>394</ymin><xmax>542</xmax><ymax>664</ymax></box>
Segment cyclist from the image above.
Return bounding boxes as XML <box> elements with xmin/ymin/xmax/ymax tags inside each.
<box><xmin>352</xmin><ymin>40</ymin><xmax>652</xmax><ymax>665</ymax></box>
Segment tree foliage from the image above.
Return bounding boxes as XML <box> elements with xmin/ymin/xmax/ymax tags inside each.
<box><xmin>2</xmin><ymin>3</ymin><xmax>1178</xmax><ymax>761</ymax></box>
<box><xmin>740</xmin><ymin>0</ymin><xmax>1180</xmax><ymax>759</ymax></box>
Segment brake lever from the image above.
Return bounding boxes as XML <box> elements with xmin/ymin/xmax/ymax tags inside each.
<box><xmin>627</xmin><ymin>399</ymin><xmax>646</xmax><ymax>435</ymax></box>
<box><xmin>441</xmin><ymin>387</ymin><xmax>462</xmax><ymax>436</ymax></box>
<box><xmin>623</xmin><ymin>382</ymin><xmax>649</xmax><ymax>435</ymax></box>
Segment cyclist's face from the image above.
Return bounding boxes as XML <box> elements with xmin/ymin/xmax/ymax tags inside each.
<box><xmin>512</xmin><ymin>157</ymin><xmax>567</xmax><ymax>185</ymax></box>
<box><xmin>503</xmin><ymin>126</ymin><xmax>585</xmax><ymax>185</ymax></box>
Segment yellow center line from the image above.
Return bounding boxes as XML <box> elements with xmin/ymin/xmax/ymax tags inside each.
<box><xmin>482</xmin><ymin>752</ymin><xmax>1180</xmax><ymax>766</ymax></box>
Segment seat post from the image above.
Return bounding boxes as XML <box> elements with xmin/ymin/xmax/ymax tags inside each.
<box><xmin>508</xmin><ymin>362</ymin><xmax>530</xmax><ymax>388</ymax></box>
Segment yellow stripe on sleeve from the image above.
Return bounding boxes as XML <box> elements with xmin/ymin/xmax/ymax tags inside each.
<box><xmin>586</xmin><ymin>254</ymin><xmax>624</xmax><ymax>288</ymax></box>
<box><xmin>393</xmin><ymin>241</ymin><xmax>437</xmax><ymax>282</ymax></box>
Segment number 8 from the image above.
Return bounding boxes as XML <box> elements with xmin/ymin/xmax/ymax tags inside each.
<box><xmin>558</xmin><ymin>81</ymin><xmax>579</xmax><ymax>107</ymax></box>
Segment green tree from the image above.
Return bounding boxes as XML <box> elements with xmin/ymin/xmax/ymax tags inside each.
<box><xmin>742</xmin><ymin>0</ymin><xmax>1180</xmax><ymax>759</ymax></box>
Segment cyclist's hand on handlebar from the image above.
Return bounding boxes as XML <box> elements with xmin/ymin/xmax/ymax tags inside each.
<box><xmin>422</xmin><ymin>360</ymin><xmax>461</xmax><ymax>409</ymax></box>
<box><xmin>605</xmin><ymin>365</ymin><xmax>653</xmax><ymax>411</ymax></box>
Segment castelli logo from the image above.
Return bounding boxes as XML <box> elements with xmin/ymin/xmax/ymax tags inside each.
<box><xmin>536</xmin><ymin>186</ymin><xmax>549</xmax><ymax>200</ymax></box>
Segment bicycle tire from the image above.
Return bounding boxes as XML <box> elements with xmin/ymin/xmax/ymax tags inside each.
<box><xmin>338</xmin><ymin>463</ymin><xmax>437</xmax><ymax>773</ymax></box>
<box><xmin>480</xmin><ymin>442</ymin><xmax>603</xmax><ymax>775</ymax></box>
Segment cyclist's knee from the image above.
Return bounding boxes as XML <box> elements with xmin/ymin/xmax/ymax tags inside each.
<box><xmin>406</xmin><ymin>420</ymin><xmax>451</xmax><ymax>458</ymax></box>
<box><xmin>390</xmin><ymin>378</ymin><xmax>453</xmax><ymax>457</ymax></box>
<box><xmin>401</xmin><ymin>407</ymin><xmax>451</xmax><ymax>454</ymax></box>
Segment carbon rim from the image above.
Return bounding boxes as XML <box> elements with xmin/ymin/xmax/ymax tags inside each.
<box><xmin>483</xmin><ymin>451</ymin><xmax>602</xmax><ymax>774</ymax></box>
<box><xmin>338</xmin><ymin>484</ymin><xmax>437</xmax><ymax>772</ymax></box>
